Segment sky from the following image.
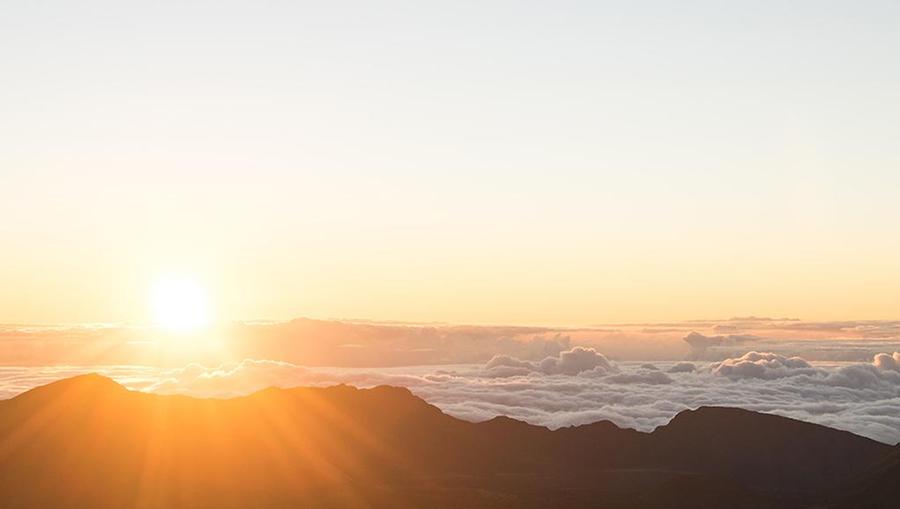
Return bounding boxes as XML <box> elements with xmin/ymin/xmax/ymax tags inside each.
<box><xmin>2</xmin><ymin>1</ymin><xmax>900</xmax><ymax>325</ymax></box>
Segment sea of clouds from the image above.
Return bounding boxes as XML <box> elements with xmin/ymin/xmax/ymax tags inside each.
<box><xmin>3</xmin><ymin>348</ymin><xmax>900</xmax><ymax>445</ymax></box>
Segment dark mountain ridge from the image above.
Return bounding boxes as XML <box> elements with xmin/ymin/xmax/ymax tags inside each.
<box><xmin>0</xmin><ymin>374</ymin><xmax>893</xmax><ymax>508</ymax></box>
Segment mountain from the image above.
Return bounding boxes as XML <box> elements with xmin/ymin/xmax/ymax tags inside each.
<box><xmin>0</xmin><ymin>374</ymin><xmax>892</xmax><ymax>508</ymax></box>
<box><xmin>834</xmin><ymin>444</ymin><xmax>900</xmax><ymax>509</ymax></box>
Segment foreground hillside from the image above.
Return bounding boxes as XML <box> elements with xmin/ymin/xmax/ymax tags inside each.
<box><xmin>0</xmin><ymin>375</ymin><xmax>893</xmax><ymax>508</ymax></box>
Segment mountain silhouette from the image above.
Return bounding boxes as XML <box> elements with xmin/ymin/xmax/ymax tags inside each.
<box><xmin>0</xmin><ymin>374</ymin><xmax>893</xmax><ymax>508</ymax></box>
<box><xmin>834</xmin><ymin>444</ymin><xmax>900</xmax><ymax>509</ymax></box>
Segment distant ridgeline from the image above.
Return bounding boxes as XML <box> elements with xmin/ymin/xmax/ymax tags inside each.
<box><xmin>0</xmin><ymin>374</ymin><xmax>897</xmax><ymax>509</ymax></box>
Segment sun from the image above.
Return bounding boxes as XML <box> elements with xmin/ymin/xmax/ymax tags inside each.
<box><xmin>150</xmin><ymin>277</ymin><xmax>212</xmax><ymax>333</ymax></box>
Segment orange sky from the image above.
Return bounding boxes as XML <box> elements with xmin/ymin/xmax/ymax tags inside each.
<box><xmin>3</xmin><ymin>2</ymin><xmax>900</xmax><ymax>325</ymax></box>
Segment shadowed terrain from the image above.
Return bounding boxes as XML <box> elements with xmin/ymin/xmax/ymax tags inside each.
<box><xmin>834</xmin><ymin>444</ymin><xmax>900</xmax><ymax>509</ymax></box>
<box><xmin>0</xmin><ymin>375</ymin><xmax>894</xmax><ymax>508</ymax></box>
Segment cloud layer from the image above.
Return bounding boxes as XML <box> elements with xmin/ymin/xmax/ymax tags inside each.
<box><xmin>5</xmin><ymin>318</ymin><xmax>900</xmax><ymax>367</ymax></box>
<box><xmin>3</xmin><ymin>349</ymin><xmax>900</xmax><ymax>445</ymax></box>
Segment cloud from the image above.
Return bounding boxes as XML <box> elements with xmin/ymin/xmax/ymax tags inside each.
<box><xmin>147</xmin><ymin>359</ymin><xmax>312</xmax><ymax>396</ymax></box>
<box><xmin>668</xmin><ymin>362</ymin><xmax>696</xmax><ymax>373</ymax></box>
<box><xmin>484</xmin><ymin>347</ymin><xmax>617</xmax><ymax>377</ymax></box>
<box><xmin>540</xmin><ymin>347</ymin><xmax>616</xmax><ymax>375</ymax></box>
<box><xmin>779</xmin><ymin>321</ymin><xmax>900</xmax><ymax>338</ymax></box>
<box><xmin>605</xmin><ymin>370</ymin><xmax>673</xmax><ymax>385</ymax></box>
<box><xmin>483</xmin><ymin>355</ymin><xmax>537</xmax><ymax>377</ymax></box>
<box><xmin>675</xmin><ymin>327</ymin><xmax>900</xmax><ymax>363</ymax></box>
<box><xmin>0</xmin><ymin>319</ymin><xmax>575</xmax><ymax>367</ymax></box>
<box><xmin>4</xmin><ymin>319</ymin><xmax>900</xmax><ymax>367</ymax></box>
<box><xmin>824</xmin><ymin>364</ymin><xmax>896</xmax><ymax>390</ymax></box>
<box><xmin>873</xmin><ymin>352</ymin><xmax>900</xmax><ymax>371</ymax></box>
<box><xmin>683</xmin><ymin>332</ymin><xmax>762</xmax><ymax>359</ymax></box>
<box><xmin>706</xmin><ymin>351</ymin><xmax>900</xmax><ymax>391</ymax></box>
<box><xmin>484</xmin><ymin>355</ymin><xmax>535</xmax><ymax>370</ymax></box>
<box><xmin>711</xmin><ymin>351</ymin><xmax>817</xmax><ymax>380</ymax></box>
<box><xmin>821</xmin><ymin>353</ymin><xmax>900</xmax><ymax>390</ymax></box>
<box><xmin>427</xmin><ymin>358</ymin><xmax>900</xmax><ymax>444</ymax></box>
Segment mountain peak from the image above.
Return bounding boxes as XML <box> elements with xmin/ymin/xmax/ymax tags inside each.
<box><xmin>481</xmin><ymin>415</ymin><xmax>537</xmax><ymax>428</ymax></box>
<box><xmin>14</xmin><ymin>373</ymin><xmax>127</xmax><ymax>401</ymax></box>
<box><xmin>662</xmin><ymin>405</ymin><xmax>777</xmax><ymax>428</ymax></box>
<box><xmin>45</xmin><ymin>372</ymin><xmax>122</xmax><ymax>388</ymax></box>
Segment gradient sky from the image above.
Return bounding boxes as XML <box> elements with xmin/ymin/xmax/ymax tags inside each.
<box><xmin>2</xmin><ymin>1</ymin><xmax>899</xmax><ymax>325</ymax></box>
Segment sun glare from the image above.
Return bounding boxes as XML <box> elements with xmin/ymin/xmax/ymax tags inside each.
<box><xmin>151</xmin><ymin>277</ymin><xmax>212</xmax><ymax>333</ymax></box>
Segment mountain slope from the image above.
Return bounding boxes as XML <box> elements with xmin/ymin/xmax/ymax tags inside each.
<box><xmin>833</xmin><ymin>444</ymin><xmax>900</xmax><ymax>509</ymax></box>
<box><xmin>0</xmin><ymin>375</ymin><xmax>891</xmax><ymax>509</ymax></box>
<box><xmin>647</xmin><ymin>406</ymin><xmax>888</xmax><ymax>492</ymax></box>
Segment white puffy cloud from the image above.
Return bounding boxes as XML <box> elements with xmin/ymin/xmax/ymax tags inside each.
<box><xmin>484</xmin><ymin>347</ymin><xmax>616</xmax><ymax>377</ymax></box>
<box><xmin>824</xmin><ymin>364</ymin><xmax>898</xmax><ymax>389</ymax></box>
<box><xmin>873</xmin><ymin>352</ymin><xmax>900</xmax><ymax>371</ymax></box>
<box><xmin>711</xmin><ymin>351</ymin><xmax>817</xmax><ymax>380</ymax></box>
<box><xmin>708</xmin><ymin>351</ymin><xmax>900</xmax><ymax>389</ymax></box>
<box><xmin>539</xmin><ymin>347</ymin><xmax>615</xmax><ymax>375</ymax></box>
